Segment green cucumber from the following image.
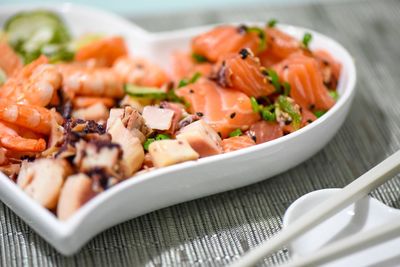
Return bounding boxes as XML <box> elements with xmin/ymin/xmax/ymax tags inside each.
<box><xmin>124</xmin><ymin>84</ymin><xmax>167</xmax><ymax>99</ymax></box>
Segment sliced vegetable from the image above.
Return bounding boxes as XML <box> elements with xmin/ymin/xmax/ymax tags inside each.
<box><xmin>261</xmin><ymin>105</ymin><xmax>276</xmax><ymax>121</ymax></box>
<box><xmin>267</xmin><ymin>19</ymin><xmax>278</xmax><ymax>28</ymax></box>
<box><xmin>144</xmin><ymin>138</ymin><xmax>155</xmax><ymax>151</ymax></box>
<box><xmin>229</xmin><ymin>128</ymin><xmax>243</xmax><ymax>137</ymax></box>
<box><xmin>302</xmin><ymin>32</ymin><xmax>313</xmax><ymax>49</ymax></box>
<box><xmin>250</xmin><ymin>97</ymin><xmax>260</xmax><ymax>113</ymax></box>
<box><xmin>313</xmin><ymin>110</ymin><xmax>326</xmax><ymax>118</ymax></box>
<box><xmin>246</xmin><ymin>26</ymin><xmax>266</xmax><ymax>52</ymax></box>
<box><xmin>124</xmin><ymin>84</ymin><xmax>167</xmax><ymax>99</ymax></box>
<box><xmin>329</xmin><ymin>90</ymin><xmax>339</xmax><ymax>101</ymax></box>
<box><xmin>178</xmin><ymin>72</ymin><xmax>202</xmax><ymax>88</ymax></box>
<box><xmin>276</xmin><ymin>95</ymin><xmax>302</xmax><ymax>129</ymax></box>
<box><xmin>283</xmin><ymin>82</ymin><xmax>291</xmax><ymax>96</ymax></box>
<box><xmin>263</xmin><ymin>69</ymin><xmax>281</xmax><ymax>92</ymax></box>
<box><xmin>192</xmin><ymin>53</ymin><xmax>208</xmax><ymax>63</ymax></box>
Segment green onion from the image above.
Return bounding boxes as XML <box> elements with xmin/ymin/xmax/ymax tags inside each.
<box><xmin>302</xmin><ymin>32</ymin><xmax>313</xmax><ymax>49</ymax></box>
<box><xmin>261</xmin><ymin>105</ymin><xmax>276</xmax><ymax>121</ymax></box>
<box><xmin>313</xmin><ymin>110</ymin><xmax>326</xmax><ymax>118</ymax></box>
<box><xmin>329</xmin><ymin>90</ymin><xmax>339</xmax><ymax>101</ymax></box>
<box><xmin>246</xmin><ymin>27</ymin><xmax>266</xmax><ymax>52</ymax></box>
<box><xmin>250</xmin><ymin>97</ymin><xmax>260</xmax><ymax>113</ymax></box>
<box><xmin>283</xmin><ymin>82</ymin><xmax>291</xmax><ymax>96</ymax></box>
<box><xmin>143</xmin><ymin>138</ymin><xmax>155</xmax><ymax>151</ymax></box>
<box><xmin>192</xmin><ymin>53</ymin><xmax>208</xmax><ymax>63</ymax></box>
<box><xmin>155</xmin><ymin>133</ymin><xmax>171</xmax><ymax>140</ymax></box>
<box><xmin>264</xmin><ymin>69</ymin><xmax>281</xmax><ymax>93</ymax></box>
<box><xmin>178</xmin><ymin>72</ymin><xmax>202</xmax><ymax>88</ymax></box>
<box><xmin>229</xmin><ymin>128</ymin><xmax>243</xmax><ymax>137</ymax></box>
<box><xmin>277</xmin><ymin>95</ymin><xmax>302</xmax><ymax>130</ymax></box>
<box><xmin>267</xmin><ymin>19</ymin><xmax>277</xmax><ymax>27</ymax></box>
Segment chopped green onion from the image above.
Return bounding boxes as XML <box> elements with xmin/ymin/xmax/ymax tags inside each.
<box><xmin>178</xmin><ymin>72</ymin><xmax>202</xmax><ymax>88</ymax></box>
<box><xmin>250</xmin><ymin>97</ymin><xmax>260</xmax><ymax>113</ymax></box>
<box><xmin>313</xmin><ymin>110</ymin><xmax>326</xmax><ymax>118</ymax></box>
<box><xmin>143</xmin><ymin>138</ymin><xmax>155</xmax><ymax>151</ymax></box>
<box><xmin>261</xmin><ymin>105</ymin><xmax>276</xmax><ymax>121</ymax></box>
<box><xmin>264</xmin><ymin>69</ymin><xmax>281</xmax><ymax>93</ymax></box>
<box><xmin>277</xmin><ymin>96</ymin><xmax>302</xmax><ymax>130</ymax></box>
<box><xmin>155</xmin><ymin>133</ymin><xmax>171</xmax><ymax>140</ymax></box>
<box><xmin>267</xmin><ymin>19</ymin><xmax>278</xmax><ymax>28</ymax></box>
<box><xmin>246</xmin><ymin>27</ymin><xmax>266</xmax><ymax>52</ymax></box>
<box><xmin>283</xmin><ymin>82</ymin><xmax>291</xmax><ymax>96</ymax></box>
<box><xmin>192</xmin><ymin>53</ymin><xmax>208</xmax><ymax>63</ymax></box>
<box><xmin>302</xmin><ymin>32</ymin><xmax>313</xmax><ymax>49</ymax></box>
<box><xmin>229</xmin><ymin>128</ymin><xmax>243</xmax><ymax>137</ymax></box>
<box><xmin>329</xmin><ymin>90</ymin><xmax>339</xmax><ymax>101</ymax></box>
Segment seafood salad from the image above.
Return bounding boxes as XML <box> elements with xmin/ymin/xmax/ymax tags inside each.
<box><xmin>0</xmin><ymin>11</ymin><xmax>341</xmax><ymax>219</ymax></box>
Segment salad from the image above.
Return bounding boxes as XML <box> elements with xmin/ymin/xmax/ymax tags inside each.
<box><xmin>0</xmin><ymin>10</ymin><xmax>341</xmax><ymax>220</ymax></box>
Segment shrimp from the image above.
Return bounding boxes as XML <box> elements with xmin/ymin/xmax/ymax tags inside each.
<box><xmin>0</xmin><ymin>99</ymin><xmax>63</xmax><ymax>135</ymax></box>
<box><xmin>62</xmin><ymin>67</ymin><xmax>124</xmax><ymax>98</ymax></box>
<box><xmin>0</xmin><ymin>41</ymin><xmax>22</xmax><ymax>77</ymax></box>
<box><xmin>75</xmin><ymin>36</ymin><xmax>128</xmax><ymax>67</ymax></box>
<box><xmin>113</xmin><ymin>56</ymin><xmax>170</xmax><ymax>87</ymax></box>
<box><xmin>0</xmin><ymin>121</ymin><xmax>46</xmax><ymax>152</ymax></box>
<box><xmin>0</xmin><ymin>56</ymin><xmax>62</xmax><ymax>107</ymax></box>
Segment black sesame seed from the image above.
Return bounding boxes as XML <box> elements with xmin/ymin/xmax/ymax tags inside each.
<box><xmin>307</xmin><ymin>119</ymin><xmax>313</xmax><ymax>123</ymax></box>
<box><xmin>309</xmin><ymin>104</ymin><xmax>316</xmax><ymax>110</ymax></box>
<box><xmin>230</xmin><ymin>112</ymin><xmax>236</xmax><ymax>119</ymax></box>
<box><xmin>189</xmin><ymin>89</ymin><xmax>194</xmax><ymax>94</ymax></box>
<box><xmin>239</xmin><ymin>48</ymin><xmax>250</xmax><ymax>59</ymax></box>
<box><xmin>196</xmin><ymin>112</ymin><xmax>204</xmax><ymax>117</ymax></box>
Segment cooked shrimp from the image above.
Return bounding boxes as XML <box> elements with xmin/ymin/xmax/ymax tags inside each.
<box><xmin>75</xmin><ymin>36</ymin><xmax>128</xmax><ymax>67</ymax></box>
<box><xmin>113</xmin><ymin>56</ymin><xmax>170</xmax><ymax>87</ymax></box>
<box><xmin>62</xmin><ymin>67</ymin><xmax>124</xmax><ymax>98</ymax></box>
<box><xmin>0</xmin><ymin>41</ymin><xmax>22</xmax><ymax>77</ymax></box>
<box><xmin>72</xmin><ymin>96</ymin><xmax>115</xmax><ymax>108</ymax></box>
<box><xmin>0</xmin><ymin>99</ymin><xmax>62</xmax><ymax>135</ymax></box>
<box><xmin>0</xmin><ymin>121</ymin><xmax>46</xmax><ymax>152</ymax></box>
<box><xmin>0</xmin><ymin>56</ymin><xmax>62</xmax><ymax>107</ymax></box>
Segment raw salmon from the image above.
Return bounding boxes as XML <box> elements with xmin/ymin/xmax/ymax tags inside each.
<box><xmin>314</xmin><ymin>49</ymin><xmax>341</xmax><ymax>89</ymax></box>
<box><xmin>247</xmin><ymin>121</ymin><xmax>283</xmax><ymax>144</ymax></box>
<box><xmin>171</xmin><ymin>51</ymin><xmax>213</xmax><ymax>81</ymax></box>
<box><xmin>273</xmin><ymin>53</ymin><xmax>335</xmax><ymax>111</ymax></box>
<box><xmin>191</xmin><ymin>25</ymin><xmax>261</xmax><ymax>62</ymax></box>
<box><xmin>75</xmin><ymin>36</ymin><xmax>128</xmax><ymax>67</ymax></box>
<box><xmin>113</xmin><ymin>56</ymin><xmax>169</xmax><ymax>87</ymax></box>
<box><xmin>176</xmin><ymin>78</ymin><xmax>260</xmax><ymax>138</ymax></box>
<box><xmin>282</xmin><ymin>107</ymin><xmax>317</xmax><ymax>133</ymax></box>
<box><xmin>222</xmin><ymin>135</ymin><xmax>256</xmax><ymax>152</ymax></box>
<box><xmin>213</xmin><ymin>50</ymin><xmax>275</xmax><ymax>97</ymax></box>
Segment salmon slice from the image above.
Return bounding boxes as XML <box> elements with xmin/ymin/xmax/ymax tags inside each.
<box><xmin>222</xmin><ymin>135</ymin><xmax>255</xmax><ymax>152</ymax></box>
<box><xmin>273</xmin><ymin>53</ymin><xmax>335</xmax><ymax>111</ymax></box>
<box><xmin>247</xmin><ymin>121</ymin><xmax>283</xmax><ymax>144</ymax></box>
<box><xmin>176</xmin><ymin>78</ymin><xmax>260</xmax><ymax>138</ymax></box>
<box><xmin>75</xmin><ymin>36</ymin><xmax>128</xmax><ymax>67</ymax></box>
<box><xmin>171</xmin><ymin>51</ymin><xmax>213</xmax><ymax>81</ymax></box>
<box><xmin>314</xmin><ymin>49</ymin><xmax>341</xmax><ymax>89</ymax></box>
<box><xmin>191</xmin><ymin>25</ymin><xmax>261</xmax><ymax>62</ymax></box>
<box><xmin>0</xmin><ymin>41</ymin><xmax>22</xmax><ymax>77</ymax></box>
<box><xmin>282</xmin><ymin>107</ymin><xmax>317</xmax><ymax>133</ymax></box>
<box><xmin>113</xmin><ymin>56</ymin><xmax>170</xmax><ymax>87</ymax></box>
<box><xmin>213</xmin><ymin>50</ymin><xmax>275</xmax><ymax>97</ymax></box>
<box><xmin>259</xmin><ymin>27</ymin><xmax>302</xmax><ymax>67</ymax></box>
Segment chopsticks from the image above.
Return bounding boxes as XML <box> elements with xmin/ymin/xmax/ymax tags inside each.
<box><xmin>230</xmin><ymin>150</ymin><xmax>400</xmax><ymax>267</ymax></box>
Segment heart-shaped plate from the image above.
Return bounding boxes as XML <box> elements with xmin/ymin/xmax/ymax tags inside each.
<box><xmin>0</xmin><ymin>3</ymin><xmax>356</xmax><ymax>255</ymax></box>
<box><xmin>283</xmin><ymin>189</ymin><xmax>400</xmax><ymax>266</ymax></box>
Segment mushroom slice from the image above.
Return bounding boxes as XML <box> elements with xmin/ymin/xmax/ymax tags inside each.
<box><xmin>108</xmin><ymin>118</ymin><xmax>144</xmax><ymax>176</ymax></box>
<box><xmin>57</xmin><ymin>173</ymin><xmax>97</xmax><ymax>221</ymax></box>
<box><xmin>142</xmin><ymin>106</ymin><xmax>174</xmax><ymax>130</ymax></box>
<box><xmin>149</xmin><ymin>139</ymin><xmax>199</xmax><ymax>167</ymax></box>
<box><xmin>17</xmin><ymin>159</ymin><xmax>72</xmax><ymax>210</ymax></box>
<box><xmin>176</xmin><ymin>120</ymin><xmax>223</xmax><ymax>157</ymax></box>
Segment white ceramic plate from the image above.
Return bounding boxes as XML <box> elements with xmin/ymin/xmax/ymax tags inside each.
<box><xmin>0</xmin><ymin>4</ymin><xmax>356</xmax><ymax>255</ymax></box>
<box><xmin>283</xmin><ymin>189</ymin><xmax>400</xmax><ymax>267</ymax></box>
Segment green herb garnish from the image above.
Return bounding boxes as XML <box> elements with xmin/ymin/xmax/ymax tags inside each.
<box><xmin>250</xmin><ymin>97</ymin><xmax>260</xmax><ymax>113</ymax></box>
<box><xmin>302</xmin><ymin>32</ymin><xmax>313</xmax><ymax>49</ymax></box>
<box><xmin>192</xmin><ymin>53</ymin><xmax>208</xmax><ymax>63</ymax></box>
<box><xmin>229</xmin><ymin>128</ymin><xmax>243</xmax><ymax>137</ymax></box>
<box><xmin>178</xmin><ymin>72</ymin><xmax>202</xmax><ymax>88</ymax></box>
<box><xmin>313</xmin><ymin>110</ymin><xmax>326</xmax><ymax>118</ymax></box>
<box><xmin>155</xmin><ymin>133</ymin><xmax>171</xmax><ymax>140</ymax></box>
<box><xmin>246</xmin><ymin>27</ymin><xmax>266</xmax><ymax>52</ymax></box>
<box><xmin>277</xmin><ymin>95</ymin><xmax>302</xmax><ymax>130</ymax></box>
<box><xmin>329</xmin><ymin>90</ymin><xmax>339</xmax><ymax>101</ymax></box>
<box><xmin>264</xmin><ymin>69</ymin><xmax>281</xmax><ymax>93</ymax></box>
<box><xmin>267</xmin><ymin>19</ymin><xmax>277</xmax><ymax>28</ymax></box>
<box><xmin>143</xmin><ymin>138</ymin><xmax>155</xmax><ymax>151</ymax></box>
<box><xmin>283</xmin><ymin>82</ymin><xmax>291</xmax><ymax>96</ymax></box>
<box><xmin>261</xmin><ymin>105</ymin><xmax>276</xmax><ymax>121</ymax></box>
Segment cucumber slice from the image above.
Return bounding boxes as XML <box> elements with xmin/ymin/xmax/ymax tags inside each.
<box><xmin>124</xmin><ymin>84</ymin><xmax>167</xmax><ymax>99</ymax></box>
<box><xmin>4</xmin><ymin>10</ymin><xmax>70</xmax><ymax>47</ymax></box>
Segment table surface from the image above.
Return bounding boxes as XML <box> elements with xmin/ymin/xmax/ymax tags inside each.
<box><xmin>2</xmin><ymin>0</ymin><xmax>400</xmax><ymax>266</ymax></box>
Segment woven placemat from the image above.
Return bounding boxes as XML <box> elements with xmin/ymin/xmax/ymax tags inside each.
<box><xmin>2</xmin><ymin>0</ymin><xmax>400</xmax><ymax>265</ymax></box>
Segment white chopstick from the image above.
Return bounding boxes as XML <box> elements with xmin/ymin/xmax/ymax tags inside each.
<box><xmin>278</xmin><ymin>218</ymin><xmax>400</xmax><ymax>267</ymax></box>
<box><xmin>230</xmin><ymin>150</ymin><xmax>400</xmax><ymax>267</ymax></box>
